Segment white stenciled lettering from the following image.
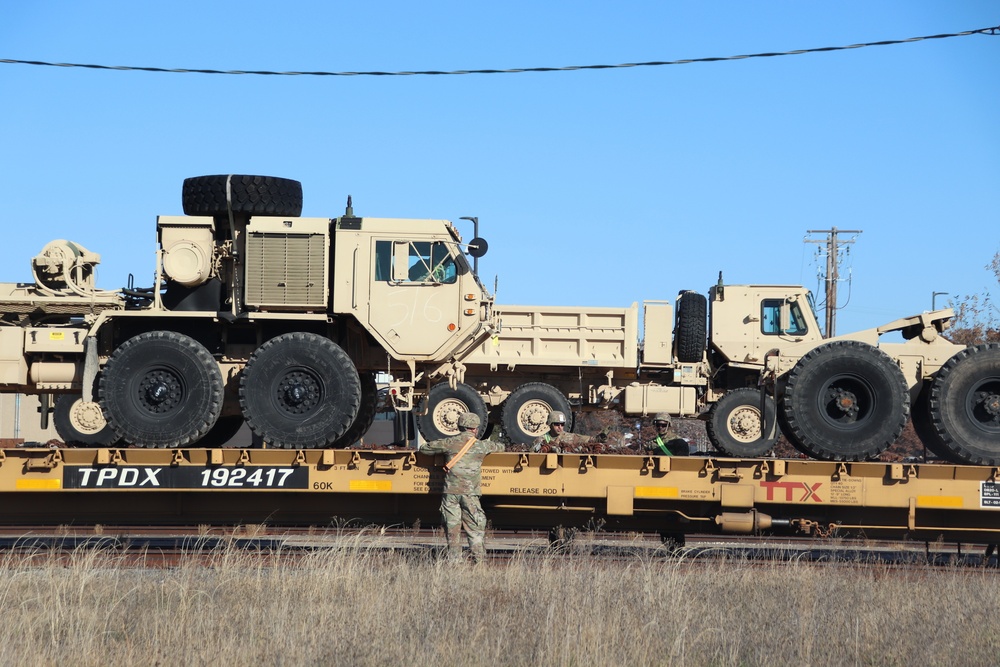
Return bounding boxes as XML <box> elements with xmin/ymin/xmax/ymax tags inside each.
<box><xmin>141</xmin><ymin>468</ymin><xmax>162</xmax><ymax>486</ymax></box>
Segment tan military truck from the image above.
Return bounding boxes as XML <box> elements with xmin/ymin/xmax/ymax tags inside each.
<box><xmin>0</xmin><ymin>174</ymin><xmax>996</xmax><ymax>466</ymax></box>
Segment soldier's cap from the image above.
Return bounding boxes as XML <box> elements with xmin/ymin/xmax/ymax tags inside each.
<box><xmin>547</xmin><ymin>411</ymin><xmax>567</xmax><ymax>425</ymax></box>
<box><xmin>457</xmin><ymin>412</ymin><xmax>481</xmax><ymax>428</ymax></box>
<box><xmin>653</xmin><ymin>412</ymin><xmax>672</xmax><ymax>425</ymax></box>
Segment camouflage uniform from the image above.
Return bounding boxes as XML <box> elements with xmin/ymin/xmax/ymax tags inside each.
<box><xmin>645</xmin><ymin>431</ymin><xmax>689</xmax><ymax>455</ymax></box>
<box><xmin>421</xmin><ymin>432</ymin><xmax>504</xmax><ymax>561</ymax></box>
<box><xmin>531</xmin><ymin>430</ymin><xmax>596</xmax><ymax>453</ymax></box>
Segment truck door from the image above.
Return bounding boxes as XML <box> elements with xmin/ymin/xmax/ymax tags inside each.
<box><xmin>368</xmin><ymin>239</ymin><xmax>465</xmax><ymax>357</ymax></box>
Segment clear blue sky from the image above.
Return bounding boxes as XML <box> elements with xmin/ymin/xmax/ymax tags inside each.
<box><xmin>2</xmin><ymin>2</ymin><xmax>997</xmax><ymax>336</ymax></box>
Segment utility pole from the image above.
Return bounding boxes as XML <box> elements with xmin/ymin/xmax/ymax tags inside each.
<box><xmin>805</xmin><ymin>227</ymin><xmax>862</xmax><ymax>338</ymax></box>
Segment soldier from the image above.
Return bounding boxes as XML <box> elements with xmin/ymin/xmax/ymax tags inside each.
<box><xmin>420</xmin><ymin>412</ymin><xmax>504</xmax><ymax>562</ymax></box>
<box><xmin>646</xmin><ymin>412</ymin><xmax>689</xmax><ymax>456</ymax></box>
<box><xmin>530</xmin><ymin>411</ymin><xmax>600</xmax><ymax>452</ymax></box>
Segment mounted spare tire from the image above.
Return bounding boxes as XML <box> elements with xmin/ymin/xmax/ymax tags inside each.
<box><xmin>100</xmin><ymin>331</ymin><xmax>224</xmax><ymax>448</ymax></box>
<box><xmin>674</xmin><ymin>291</ymin><xmax>707</xmax><ymax>363</ymax></box>
<box><xmin>928</xmin><ymin>343</ymin><xmax>1000</xmax><ymax>465</ymax></box>
<box><xmin>181</xmin><ymin>175</ymin><xmax>303</xmax><ymax>217</ymax></box>
<box><xmin>779</xmin><ymin>340</ymin><xmax>909</xmax><ymax>461</ymax></box>
<box><xmin>418</xmin><ymin>382</ymin><xmax>488</xmax><ymax>441</ymax></box>
<box><xmin>239</xmin><ymin>333</ymin><xmax>361</xmax><ymax>449</ymax></box>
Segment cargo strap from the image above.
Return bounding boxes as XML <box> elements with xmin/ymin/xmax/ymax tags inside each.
<box><xmin>443</xmin><ymin>436</ymin><xmax>478</xmax><ymax>472</ymax></box>
<box><xmin>655</xmin><ymin>436</ymin><xmax>672</xmax><ymax>457</ymax></box>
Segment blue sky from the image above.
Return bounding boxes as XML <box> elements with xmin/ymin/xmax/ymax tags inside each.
<box><xmin>2</xmin><ymin>2</ymin><xmax>997</xmax><ymax>337</ymax></box>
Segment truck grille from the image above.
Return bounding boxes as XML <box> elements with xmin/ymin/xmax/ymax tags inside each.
<box><xmin>244</xmin><ymin>232</ymin><xmax>327</xmax><ymax>310</ymax></box>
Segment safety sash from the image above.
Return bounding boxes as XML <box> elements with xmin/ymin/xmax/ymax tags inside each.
<box><xmin>443</xmin><ymin>436</ymin><xmax>478</xmax><ymax>472</ymax></box>
<box><xmin>655</xmin><ymin>436</ymin><xmax>672</xmax><ymax>456</ymax></box>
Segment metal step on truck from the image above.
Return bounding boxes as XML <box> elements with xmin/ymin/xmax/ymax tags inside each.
<box><xmin>0</xmin><ymin>174</ymin><xmax>996</xmax><ymax>465</ymax></box>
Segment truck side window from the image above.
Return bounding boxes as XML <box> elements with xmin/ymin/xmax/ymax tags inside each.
<box><xmin>375</xmin><ymin>240</ymin><xmax>457</xmax><ymax>284</ymax></box>
<box><xmin>761</xmin><ymin>299</ymin><xmax>807</xmax><ymax>335</ymax></box>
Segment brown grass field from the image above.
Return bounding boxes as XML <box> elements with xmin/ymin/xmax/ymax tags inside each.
<box><xmin>0</xmin><ymin>536</ymin><xmax>997</xmax><ymax>666</ymax></box>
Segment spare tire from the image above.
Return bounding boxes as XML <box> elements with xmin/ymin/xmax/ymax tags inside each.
<box><xmin>675</xmin><ymin>291</ymin><xmax>707</xmax><ymax>363</ymax></box>
<box><xmin>182</xmin><ymin>175</ymin><xmax>303</xmax><ymax>217</ymax></box>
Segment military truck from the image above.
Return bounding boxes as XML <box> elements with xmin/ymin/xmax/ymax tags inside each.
<box><xmin>0</xmin><ymin>174</ymin><xmax>996</xmax><ymax>466</ymax></box>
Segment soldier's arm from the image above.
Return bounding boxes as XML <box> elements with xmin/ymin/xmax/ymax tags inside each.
<box><xmin>420</xmin><ymin>439</ymin><xmax>447</xmax><ymax>454</ymax></box>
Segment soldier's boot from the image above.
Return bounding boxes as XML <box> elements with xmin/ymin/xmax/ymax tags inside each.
<box><xmin>469</xmin><ymin>537</ymin><xmax>486</xmax><ymax>563</ymax></box>
<box><xmin>445</xmin><ymin>526</ymin><xmax>464</xmax><ymax>561</ymax></box>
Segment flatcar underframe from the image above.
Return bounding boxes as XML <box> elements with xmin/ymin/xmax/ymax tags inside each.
<box><xmin>1</xmin><ymin>448</ymin><xmax>998</xmax><ymax>545</ymax></box>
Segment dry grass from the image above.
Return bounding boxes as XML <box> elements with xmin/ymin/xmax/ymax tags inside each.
<box><xmin>0</xmin><ymin>538</ymin><xmax>996</xmax><ymax>666</ymax></box>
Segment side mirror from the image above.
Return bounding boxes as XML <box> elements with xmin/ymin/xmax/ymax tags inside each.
<box><xmin>467</xmin><ymin>237</ymin><xmax>488</xmax><ymax>258</ymax></box>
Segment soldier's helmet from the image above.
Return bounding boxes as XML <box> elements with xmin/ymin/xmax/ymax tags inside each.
<box><xmin>653</xmin><ymin>412</ymin><xmax>672</xmax><ymax>425</ymax></box>
<box><xmin>457</xmin><ymin>412</ymin><xmax>481</xmax><ymax>429</ymax></box>
<box><xmin>547</xmin><ymin>411</ymin><xmax>567</xmax><ymax>425</ymax></box>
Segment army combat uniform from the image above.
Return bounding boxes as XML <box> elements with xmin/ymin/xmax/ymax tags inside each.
<box><xmin>421</xmin><ymin>433</ymin><xmax>505</xmax><ymax>561</ymax></box>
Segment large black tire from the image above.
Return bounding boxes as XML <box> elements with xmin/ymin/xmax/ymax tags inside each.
<box><xmin>706</xmin><ymin>388</ymin><xmax>779</xmax><ymax>457</ymax></box>
<box><xmin>332</xmin><ymin>372</ymin><xmax>379</xmax><ymax>448</ymax></box>
<box><xmin>675</xmin><ymin>291</ymin><xmax>707</xmax><ymax>363</ymax></box>
<box><xmin>53</xmin><ymin>394</ymin><xmax>118</xmax><ymax>447</ymax></box>
<box><xmin>100</xmin><ymin>331</ymin><xmax>224</xmax><ymax>448</ymax></box>
<box><xmin>910</xmin><ymin>382</ymin><xmax>953</xmax><ymax>460</ymax></box>
<box><xmin>417</xmin><ymin>382</ymin><xmax>488</xmax><ymax>441</ymax></box>
<box><xmin>239</xmin><ymin>333</ymin><xmax>360</xmax><ymax>449</ymax></box>
<box><xmin>182</xmin><ymin>175</ymin><xmax>303</xmax><ymax>217</ymax></box>
<box><xmin>928</xmin><ymin>344</ymin><xmax>1000</xmax><ymax>465</ymax></box>
<box><xmin>779</xmin><ymin>340</ymin><xmax>909</xmax><ymax>461</ymax></box>
<box><xmin>196</xmin><ymin>415</ymin><xmax>246</xmax><ymax>448</ymax></box>
<box><xmin>501</xmin><ymin>382</ymin><xmax>572</xmax><ymax>445</ymax></box>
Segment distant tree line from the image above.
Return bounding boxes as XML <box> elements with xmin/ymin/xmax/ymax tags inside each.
<box><xmin>946</xmin><ymin>250</ymin><xmax>1000</xmax><ymax>345</ymax></box>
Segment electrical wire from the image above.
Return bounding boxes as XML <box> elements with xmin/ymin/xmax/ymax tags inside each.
<box><xmin>1</xmin><ymin>25</ymin><xmax>997</xmax><ymax>78</ymax></box>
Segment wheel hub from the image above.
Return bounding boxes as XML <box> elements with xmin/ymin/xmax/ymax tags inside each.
<box><xmin>433</xmin><ymin>399</ymin><xmax>466</xmax><ymax>433</ymax></box>
<box><xmin>729</xmin><ymin>407</ymin><xmax>762</xmax><ymax>442</ymax></box>
<box><xmin>827</xmin><ymin>388</ymin><xmax>859</xmax><ymax>421</ymax></box>
<box><xmin>139</xmin><ymin>370</ymin><xmax>181</xmax><ymax>413</ymax></box>
<box><xmin>277</xmin><ymin>371</ymin><xmax>320</xmax><ymax>415</ymax></box>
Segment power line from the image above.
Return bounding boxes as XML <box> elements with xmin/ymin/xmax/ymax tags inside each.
<box><xmin>1</xmin><ymin>25</ymin><xmax>997</xmax><ymax>78</ymax></box>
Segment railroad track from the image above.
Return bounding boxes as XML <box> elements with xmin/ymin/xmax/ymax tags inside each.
<box><xmin>0</xmin><ymin>526</ymin><xmax>994</xmax><ymax>568</ymax></box>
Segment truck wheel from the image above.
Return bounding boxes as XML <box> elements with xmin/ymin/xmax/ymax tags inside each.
<box><xmin>196</xmin><ymin>415</ymin><xmax>246</xmax><ymax>448</ymax></box>
<box><xmin>928</xmin><ymin>343</ymin><xmax>1000</xmax><ymax>465</ymax></box>
<box><xmin>418</xmin><ymin>382</ymin><xmax>488</xmax><ymax>441</ymax></box>
<box><xmin>53</xmin><ymin>394</ymin><xmax>118</xmax><ymax>447</ymax></box>
<box><xmin>501</xmin><ymin>382</ymin><xmax>572</xmax><ymax>444</ymax></box>
<box><xmin>910</xmin><ymin>382</ymin><xmax>953</xmax><ymax>461</ymax></box>
<box><xmin>779</xmin><ymin>341</ymin><xmax>909</xmax><ymax>461</ymax></box>
<box><xmin>706</xmin><ymin>388</ymin><xmax>778</xmax><ymax>457</ymax></box>
<box><xmin>675</xmin><ymin>291</ymin><xmax>707</xmax><ymax>363</ymax></box>
<box><xmin>239</xmin><ymin>333</ymin><xmax>360</xmax><ymax>449</ymax></box>
<box><xmin>332</xmin><ymin>372</ymin><xmax>379</xmax><ymax>448</ymax></box>
<box><xmin>182</xmin><ymin>175</ymin><xmax>303</xmax><ymax>217</ymax></box>
<box><xmin>100</xmin><ymin>331</ymin><xmax>224</xmax><ymax>448</ymax></box>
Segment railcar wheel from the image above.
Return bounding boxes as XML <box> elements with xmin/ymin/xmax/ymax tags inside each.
<box><xmin>181</xmin><ymin>174</ymin><xmax>303</xmax><ymax>217</ymax></box>
<box><xmin>779</xmin><ymin>340</ymin><xmax>909</xmax><ymax>461</ymax></box>
<box><xmin>240</xmin><ymin>333</ymin><xmax>361</xmax><ymax>449</ymax></box>
<box><xmin>707</xmin><ymin>388</ymin><xmax>778</xmax><ymax>457</ymax></box>
<box><xmin>332</xmin><ymin>372</ymin><xmax>379</xmax><ymax>447</ymax></box>
<box><xmin>100</xmin><ymin>331</ymin><xmax>224</xmax><ymax>448</ymax></box>
<box><xmin>675</xmin><ymin>290</ymin><xmax>707</xmax><ymax>363</ymax></box>
<box><xmin>501</xmin><ymin>382</ymin><xmax>572</xmax><ymax>445</ymax></box>
<box><xmin>928</xmin><ymin>343</ymin><xmax>1000</xmax><ymax>465</ymax></box>
<box><xmin>418</xmin><ymin>382</ymin><xmax>488</xmax><ymax>440</ymax></box>
<box><xmin>53</xmin><ymin>394</ymin><xmax>118</xmax><ymax>447</ymax></box>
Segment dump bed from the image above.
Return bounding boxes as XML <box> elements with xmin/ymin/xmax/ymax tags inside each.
<box><xmin>462</xmin><ymin>303</ymin><xmax>640</xmax><ymax>369</ymax></box>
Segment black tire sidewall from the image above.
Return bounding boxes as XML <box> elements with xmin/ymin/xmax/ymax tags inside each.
<box><xmin>675</xmin><ymin>291</ymin><xmax>707</xmax><ymax>363</ymax></box>
<box><xmin>240</xmin><ymin>333</ymin><xmax>360</xmax><ymax>448</ymax></box>
<box><xmin>780</xmin><ymin>341</ymin><xmax>909</xmax><ymax>460</ymax></box>
<box><xmin>417</xmin><ymin>382</ymin><xmax>488</xmax><ymax>441</ymax></box>
<box><xmin>707</xmin><ymin>388</ymin><xmax>778</xmax><ymax>457</ymax></box>
<box><xmin>930</xmin><ymin>344</ymin><xmax>1000</xmax><ymax>465</ymax></box>
<box><xmin>100</xmin><ymin>332</ymin><xmax>223</xmax><ymax>447</ymax></box>
<box><xmin>182</xmin><ymin>175</ymin><xmax>303</xmax><ymax>217</ymax></box>
<box><xmin>501</xmin><ymin>382</ymin><xmax>572</xmax><ymax>445</ymax></box>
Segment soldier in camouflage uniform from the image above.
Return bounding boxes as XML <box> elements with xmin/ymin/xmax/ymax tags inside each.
<box><xmin>530</xmin><ymin>411</ymin><xmax>600</xmax><ymax>453</ymax></box>
<box><xmin>420</xmin><ymin>412</ymin><xmax>504</xmax><ymax>562</ymax></box>
<box><xmin>645</xmin><ymin>412</ymin><xmax>689</xmax><ymax>456</ymax></box>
